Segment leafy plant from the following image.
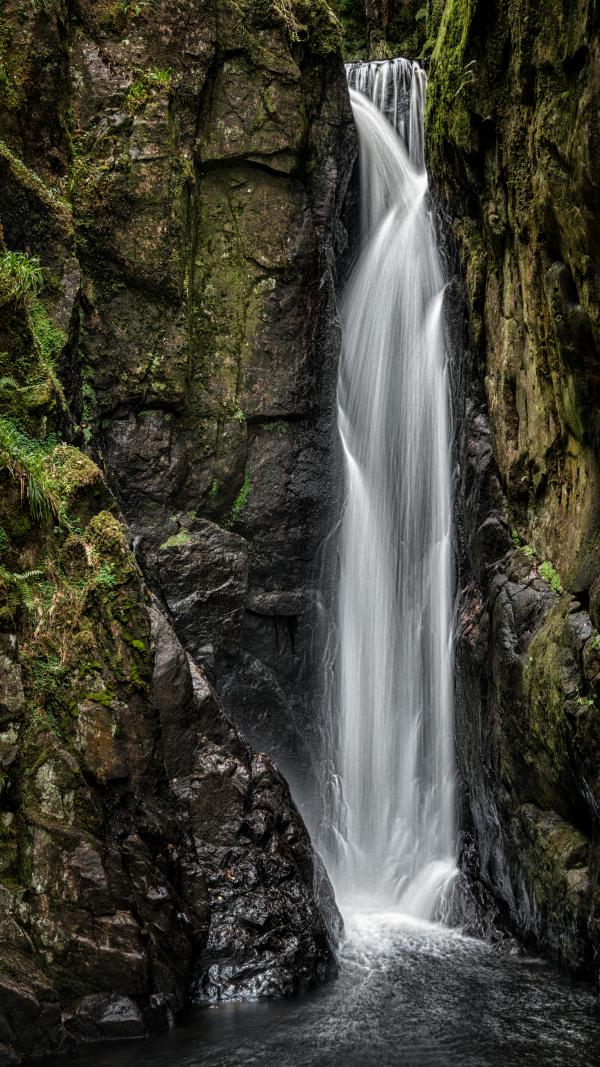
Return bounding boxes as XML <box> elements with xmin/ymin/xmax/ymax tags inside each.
<box><xmin>228</xmin><ymin>473</ymin><xmax>251</xmax><ymax>527</ymax></box>
<box><xmin>125</xmin><ymin>68</ymin><xmax>173</xmax><ymax>111</ymax></box>
<box><xmin>455</xmin><ymin>60</ymin><xmax>477</xmax><ymax>99</ymax></box>
<box><xmin>96</xmin><ymin>562</ymin><xmax>118</xmax><ymax>589</ymax></box>
<box><xmin>0</xmin><ymin>251</ymin><xmax>44</xmax><ymax>301</ymax></box>
<box><xmin>0</xmin><ymin>565</ymin><xmax>45</xmax><ymax>615</ymax></box>
<box><xmin>0</xmin><ymin>418</ymin><xmax>59</xmax><ymax>520</ymax></box>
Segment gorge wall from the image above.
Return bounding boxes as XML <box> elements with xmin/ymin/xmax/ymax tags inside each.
<box><xmin>0</xmin><ymin>1</ymin><xmax>353</xmax><ymax>1060</ymax></box>
<box><xmin>1</xmin><ymin>0</ymin><xmax>600</xmax><ymax>1060</ymax></box>
<box><xmin>427</xmin><ymin>0</ymin><xmax>600</xmax><ymax>978</ymax></box>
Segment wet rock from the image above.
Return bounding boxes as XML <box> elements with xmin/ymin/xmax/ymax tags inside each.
<box><xmin>157</xmin><ymin>521</ymin><xmax>250</xmax><ymax>664</ymax></box>
<box><xmin>0</xmin><ymin>647</ymin><xmax>24</xmax><ymax>720</ymax></box>
<box><xmin>70</xmin><ymin>994</ymin><xmax>146</xmax><ymax>1042</ymax></box>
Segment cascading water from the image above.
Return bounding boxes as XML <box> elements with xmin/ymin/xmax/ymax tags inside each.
<box><xmin>323</xmin><ymin>59</ymin><xmax>456</xmax><ymax>918</ymax></box>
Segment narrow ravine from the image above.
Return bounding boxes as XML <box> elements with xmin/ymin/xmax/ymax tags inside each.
<box><xmin>39</xmin><ymin>53</ymin><xmax>600</xmax><ymax>1067</ymax></box>
<box><xmin>323</xmin><ymin>59</ymin><xmax>456</xmax><ymax>918</ymax></box>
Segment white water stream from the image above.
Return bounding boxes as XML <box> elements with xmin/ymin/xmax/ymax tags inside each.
<box><xmin>323</xmin><ymin>60</ymin><xmax>456</xmax><ymax>918</ymax></box>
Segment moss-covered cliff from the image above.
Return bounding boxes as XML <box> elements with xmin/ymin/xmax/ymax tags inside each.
<box><xmin>0</xmin><ymin>1</ymin><xmax>351</xmax><ymax>1059</ymax></box>
<box><xmin>427</xmin><ymin>0</ymin><xmax>600</xmax><ymax>978</ymax></box>
<box><xmin>0</xmin><ymin>0</ymin><xmax>357</xmax><ymax>811</ymax></box>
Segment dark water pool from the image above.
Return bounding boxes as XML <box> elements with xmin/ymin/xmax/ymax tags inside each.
<box><xmin>51</xmin><ymin>914</ymin><xmax>600</xmax><ymax>1067</ymax></box>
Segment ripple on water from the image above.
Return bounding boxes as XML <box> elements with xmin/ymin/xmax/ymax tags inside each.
<box><xmin>42</xmin><ymin>915</ymin><xmax>600</xmax><ymax>1067</ymax></box>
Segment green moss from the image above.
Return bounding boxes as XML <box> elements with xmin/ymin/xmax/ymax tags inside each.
<box><xmin>86</xmin><ymin>512</ymin><xmax>128</xmax><ymax>559</ymax></box>
<box><xmin>124</xmin><ymin>68</ymin><xmax>173</xmax><ymax>112</ymax></box>
<box><xmin>84</xmin><ymin>690</ymin><xmax>116</xmax><ymax>708</ymax></box>
<box><xmin>0</xmin><ymin>141</ymin><xmax>70</xmax><ymax>222</ymax></box>
<box><xmin>43</xmin><ymin>445</ymin><xmax>102</xmax><ymax>505</ymax></box>
<box><xmin>539</xmin><ymin>561</ymin><xmax>562</xmax><ymax>594</ymax></box>
<box><xmin>262</xmin><ymin>420</ymin><xmax>289</xmax><ymax>434</ymax></box>
<box><xmin>426</xmin><ymin>0</ymin><xmax>475</xmax><ymax>161</ymax></box>
<box><xmin>29</xmin><ymin>302</ymin><xmax>66</xmax><ymax>368</ymax></box>
<box><xmin>160</xmin><ymin>529</ymin><xmax>192</xmax><ymax>550</ymax></box>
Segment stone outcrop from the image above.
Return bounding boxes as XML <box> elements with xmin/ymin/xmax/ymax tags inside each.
<box><xmin>427</xmin><ymin>0</ymin><xmax>600</xmax><ymax>978</ymax></box>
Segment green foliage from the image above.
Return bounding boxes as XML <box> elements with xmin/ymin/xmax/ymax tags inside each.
<box><xmin>147</xmin><ymin>68</ymin><xmax>173</xmax><ymax>86</ymax></box>
<box><xmin>96</xmin><ymin>563</ymin><xmax>118</xmax><ymax>589</ymax></box>
<box><xmin>455</xmin><ymin>58</ymin><xmax>477</xmax><ymax>98</ymax></box>
<box><xmin>81</xmin><ymin>373</ymin><xmax>97</xmax><ymax>444</ymax></box>
<box><xmin>512</xmin><ymin>529</ymin><xmax>535</xmax><ymax>559</ymax></box>
<box><xmin>228</xmin><ymin>473</ymin><xmax>252</xmax><ymax>527</ymax></box>
<box><xmin>0</xmin><ymin>251</ymin><xmax>44</xmax><ymax>301</ymax></box>
<box><xmin>123</xmin><ymin>0</ymin><xmax>155</xmax><ymax>16</ymax></box>
<box><xmin>0</xmin><ymin>565</ymin><xmax>44</xmax><ymax>615</ymax></box>
<box><xmin>539</xmin><ymin>561</ymin><xmax>562</xmax><ymax>594</ymax></box>
<box><xmin>30</xmin><ymin>654</ymin><xmax>66</xmax><ymax>700</ymax></box>
<box><xmin>125</xmin><ymin>68</ymin><xmax>173</xmax><ymax>111</ymax></box>
<box><xmin>0</xmin><ymin>417</ymin><xmax>59</xmax><ymax>520</ymax></box>
<box><xmin>209</xmin><ymin>478</ymin><xmax>220</xmax><ymax>499</ymax></box>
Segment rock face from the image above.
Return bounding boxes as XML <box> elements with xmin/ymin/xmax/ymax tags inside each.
<box><xmin>335</xmin><ymin>0</ymin><xmax>427</xmax><ymax>59</ymax></box>
<box><xmin>427</xmin><ymin>0</ymin><xmax>600</xmax><ymax>977</ymax></box>
<box><xmin>0</xmin><ymin>1</ymin><xmax>350</xmax><ymax>1060</ymax></box>
<box><xmin>58</xmin><ymin>0</ymin><xmax>356</xmax><ymax>801</ymax></box>
<box><xmin>0</xmin><ymin>276</ymin><xmax>339</xmax><ymax>1063</ymax></box>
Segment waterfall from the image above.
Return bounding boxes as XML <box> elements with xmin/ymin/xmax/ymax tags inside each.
<box><xmin>323</xmin><ymin>59</ymin><xmax>456</xmax><ymax>918</ymax></box>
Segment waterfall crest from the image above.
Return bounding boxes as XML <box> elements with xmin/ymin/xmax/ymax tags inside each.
<box><xmin>324</xmin><ymin>60</ymin><xmax>456</xmax><ymax>918</ymax></box>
